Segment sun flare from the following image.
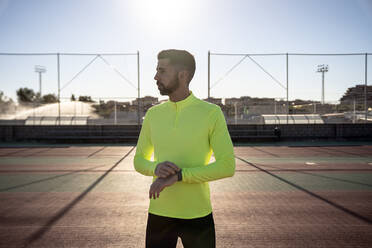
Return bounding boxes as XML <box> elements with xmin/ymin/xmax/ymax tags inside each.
<box><xmin>133</xmin><ymin>0</ymin><xmax>196</xmax><ymax>29</ymax></box>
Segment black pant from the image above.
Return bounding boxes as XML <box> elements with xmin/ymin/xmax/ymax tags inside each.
<box><xmin>146</xmin><ymin>212</ymin><xmax>216</xmax><ymax>248</ymax></box>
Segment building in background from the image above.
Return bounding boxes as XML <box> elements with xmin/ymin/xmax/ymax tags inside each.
<box><xmin>340</xmin><ymin>85</ymin><xmax>372</xmax><ymax>107</ymax></box>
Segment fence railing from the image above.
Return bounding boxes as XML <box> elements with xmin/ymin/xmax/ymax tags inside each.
<box><xmin>1</xmin><ymin>51</ymin><xmax>371</xmax><ymax>125</ymax></box>
<box><xmin>208</xmin><ymin>52</ymin><xmax>371</xmax><ymax>124</ymax></box>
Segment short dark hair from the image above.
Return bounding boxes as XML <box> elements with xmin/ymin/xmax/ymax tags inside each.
<box><xmin>157</xmin><ymin>49</ymin><xmax>196</xmax><ymax>83</ymax></box>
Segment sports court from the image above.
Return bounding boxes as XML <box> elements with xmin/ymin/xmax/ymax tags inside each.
<box><xmin>0</xmin><ymin>143</ymin><xmax>371</xmax><ymax>247</ymax></box>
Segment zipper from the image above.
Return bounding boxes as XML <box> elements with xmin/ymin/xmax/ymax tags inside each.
<box><xmin>174</xmin><ymin>104</ymin><xmax>179</xmax><ymax>128</ymax></box>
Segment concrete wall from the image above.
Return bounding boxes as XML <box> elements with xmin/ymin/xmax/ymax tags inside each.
<box><xmin>1</xmin><ymin>124</ymin><xmax>372</xmax><ymax>142</ymax></box>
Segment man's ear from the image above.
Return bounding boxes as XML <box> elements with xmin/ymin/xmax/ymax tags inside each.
<box><xmin>178</xmin><ymin>70</ymin><xmax>189</xmax><ymax>82</ymax></box>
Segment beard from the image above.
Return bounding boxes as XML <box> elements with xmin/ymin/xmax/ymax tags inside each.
<box><xmin>157</xmin><ymin>76</ymin><xmax>180</xmax><ymax>96</ymax></box>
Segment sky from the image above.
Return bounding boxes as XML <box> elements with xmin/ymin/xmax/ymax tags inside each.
<box><xmin>0</xmin><ymin>0</ymin><xmax>372</xmax><ymax>104</ymax></box>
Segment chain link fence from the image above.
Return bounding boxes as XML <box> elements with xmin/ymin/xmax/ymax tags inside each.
<box><xmin>1</xmin><ymin>52</ymin><xmax>371</xmax><ymax>125</ymax></box>
<box><xmin>0</xmin><ymin>52</ymin><xmax>143</xmax><ymax>125</ymax></box>
<box><xmin>208</xmin><ymin>52</ymin><xmax>371</xmax><ymax>124</ymax></box>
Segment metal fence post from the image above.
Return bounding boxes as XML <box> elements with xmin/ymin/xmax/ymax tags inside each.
<box><xmin>137</xmin><ymin>51</ymin><xmax>140</xmax><ymax>127</ymax></box>
<box><xmin>208</xmin><ymin>50</ymin><xmax>210</xmax><ymax>99</ymax></box>
<box><xmin>57</xmin><ymin>53</ymin><xmax>61</xmax><ymax>125</ymax></box>
<box><xmin>365</xmin><ymin>53</ymin><xmax>368</xmax><ymax>122</ymax></box>
<box><xmin>286</xmin><ymin>53</ymin><xmax>289</xmax><ymax>124</ymax></box>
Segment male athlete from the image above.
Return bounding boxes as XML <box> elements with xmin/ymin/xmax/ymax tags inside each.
<box><xmin>134</xmin><ymin>49</ymin><xmax>235</xmax><ymax>248</ymax></box>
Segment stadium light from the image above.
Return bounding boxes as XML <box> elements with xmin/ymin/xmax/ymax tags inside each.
<box><xmin>34</xmin><ymin>65</ymin><xmax>46</xmax><ymax>96</ymax></box>
<box><xmin>316</xmin><ymin>64</ymin><xmax>329</xmax><ymax>104</ymax></box>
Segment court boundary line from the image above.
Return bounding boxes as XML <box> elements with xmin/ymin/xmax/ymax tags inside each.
<box><xmin>250</xmin><ymin>162</ymin><xmax>372</xmax><ymax>188</ymax></box>
<box><xmin>236</xmin><ymin>156</ymin><xmax>372</xmax><ymax>225</ymax></box>
<box><xmin>0</xmin><ymin>163</ymin><xmax>114</xmax><ymax>192</ymax></box>
<box><xmin>0</xmin><ymin>148</ymin><xmax>29</xmax><ymax>157</ymax></box>
<box><xmin>22</xmin><ymin>146</ymin><xmax>136</xmax><ymax>247</ymax></box>
<box><xmin>21</xmin><ymin>148</ymin><xmax>55</xmax><ymax>158</ymax></box>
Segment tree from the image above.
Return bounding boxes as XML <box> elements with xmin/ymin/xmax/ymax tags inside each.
<box><xmin>92</xmin><ymin>101</ymin><xmax>114</xmax><ymax>118</ymax></box>
<box><xmin>78</xmin><ymin>95</ymin><xmax>94</xmax><ymax>102</ymax></box>
<box><xmin>16</xmin><ymin>87</ymin><xmax>36</xmax><ymax>103</ymax></box>
<box><xmin>71</xmin><ymin>94</ymin><xmax>76</xmax><ymax>101</ymax></box>
<box><xmin>0</xmin><ymin>91</ymin><xmax>13</xmax><ymax>104</ymax></box>
<box><xmin>42</xmin><ymin>93</ymin><xmax>58</xmax><ymax>103</ymax></box>
<box><xmin>0</xmin><ymin>91</ymin><xmax>6</xmax><ymax>103</ymax></box>
<box><xmin>0</xmin><ymin>91</ymin><xmax>15</xmax><ymax>114</ymax></box>
<box><xmin>35</xmin><ymin>92</ymin><xmax>41</xmax><ymax>102</ymax></box>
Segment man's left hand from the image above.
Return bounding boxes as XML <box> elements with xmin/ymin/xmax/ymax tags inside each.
<box><xmin>149</xmin><ymin>174</ymin><xmax>178</xmax><ymax>199</ymax></box>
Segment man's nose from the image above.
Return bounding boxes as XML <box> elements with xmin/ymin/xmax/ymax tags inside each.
<box><xmin>154</xmin><ymin>73</ymin><xmax>158</xmax><ymax>81</ymax></box>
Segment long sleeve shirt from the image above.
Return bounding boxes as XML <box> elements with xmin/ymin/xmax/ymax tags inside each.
<box><xmin>134</xmin><ymin>91</ymin><xmax>235</xmax><ymax>219</ymax></box>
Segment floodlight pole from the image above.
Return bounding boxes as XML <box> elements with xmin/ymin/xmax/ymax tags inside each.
<box><xmin>35</xmin><ymin>65</ymin><xmax>46</xmax><ymax>96</ymax></box>
<box><xmin>208</xmin><ymin>51</ymin><xmax>210</xmax><ymax>99</ymax></box>
<box><xmin>317</xmin><ymin>64</ymin><xmax>329</xmax><ymax>105</ymax></box>
<box><xmin>38</xmin><ymin>72</ymin><xmax>42</xmax><ymax>95</ymax></box>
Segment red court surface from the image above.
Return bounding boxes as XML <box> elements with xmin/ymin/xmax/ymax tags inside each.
<box><xmin>0</xmin><ymin>144</ymin><xmax>372</xmax><ymax>247</ymax></box>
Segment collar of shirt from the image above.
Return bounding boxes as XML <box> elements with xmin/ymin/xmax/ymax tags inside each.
<box><xmin>167</xmin><ymin>91</ymin><xmax>197</xmax><ymax>111</ymax></box>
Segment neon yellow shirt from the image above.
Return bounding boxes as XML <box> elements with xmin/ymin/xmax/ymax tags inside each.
<box><xmin>134</xmin><ymin>91</ymin><xmax>235</xmax><ymax>219</ymax></box>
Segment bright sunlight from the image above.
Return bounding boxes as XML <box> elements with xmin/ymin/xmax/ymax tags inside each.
<box><xmin>132</xmin><ymin>0</ymin><xmax>198</xmax><ymax>30</ymax></box>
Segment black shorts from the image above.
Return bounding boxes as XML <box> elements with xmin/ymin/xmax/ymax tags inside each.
<box><xmin>145</xmin><ymin>212</ymin><xmax>216</xmax><ymax>248</ymax></box>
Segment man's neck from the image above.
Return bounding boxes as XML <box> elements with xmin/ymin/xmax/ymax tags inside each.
<box><xmin>169</xmin><ymin>88</ymin><xmax>190</xmax><ymax>102</ymax></box>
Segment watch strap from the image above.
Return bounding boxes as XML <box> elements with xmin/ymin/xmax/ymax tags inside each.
<box><xmin>177</xmin><ymin>169</ymin><xmax>183</xmax><ymax>181</ymax></box>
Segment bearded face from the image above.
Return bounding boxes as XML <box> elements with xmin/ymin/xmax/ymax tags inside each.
<box><xmin>156</xmin><ymin>72</ymin><xmax>180</xmax><ymax>96</ymax></box>
<box><xmin>155</xmin><ymin>58</ymin><xmax>185</xmax><ymax>96</ymax></box>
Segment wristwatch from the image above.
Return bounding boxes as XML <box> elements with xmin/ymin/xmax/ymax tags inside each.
<box><xmin>177</xmin><ymin>169</ymin><xmax>183</xmax><ymax>182</ymax></box>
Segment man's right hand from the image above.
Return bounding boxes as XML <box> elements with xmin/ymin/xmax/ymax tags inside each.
<box><xmin>155</xmin><ymin>161</ymin><xmax>180</xmax><ymax>178</ymax></box>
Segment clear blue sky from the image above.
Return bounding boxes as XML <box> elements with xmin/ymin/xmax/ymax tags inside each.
<box><xmin>1</xmin><ymin>0</ymin><xmax>372</xmax><ymax>103</ymax></box>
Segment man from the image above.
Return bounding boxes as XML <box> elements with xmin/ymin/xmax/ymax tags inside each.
<box><xmin>134</xmin><ymin>49</ymin><xmax>235</xmax><ymax>248</ymax></box>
